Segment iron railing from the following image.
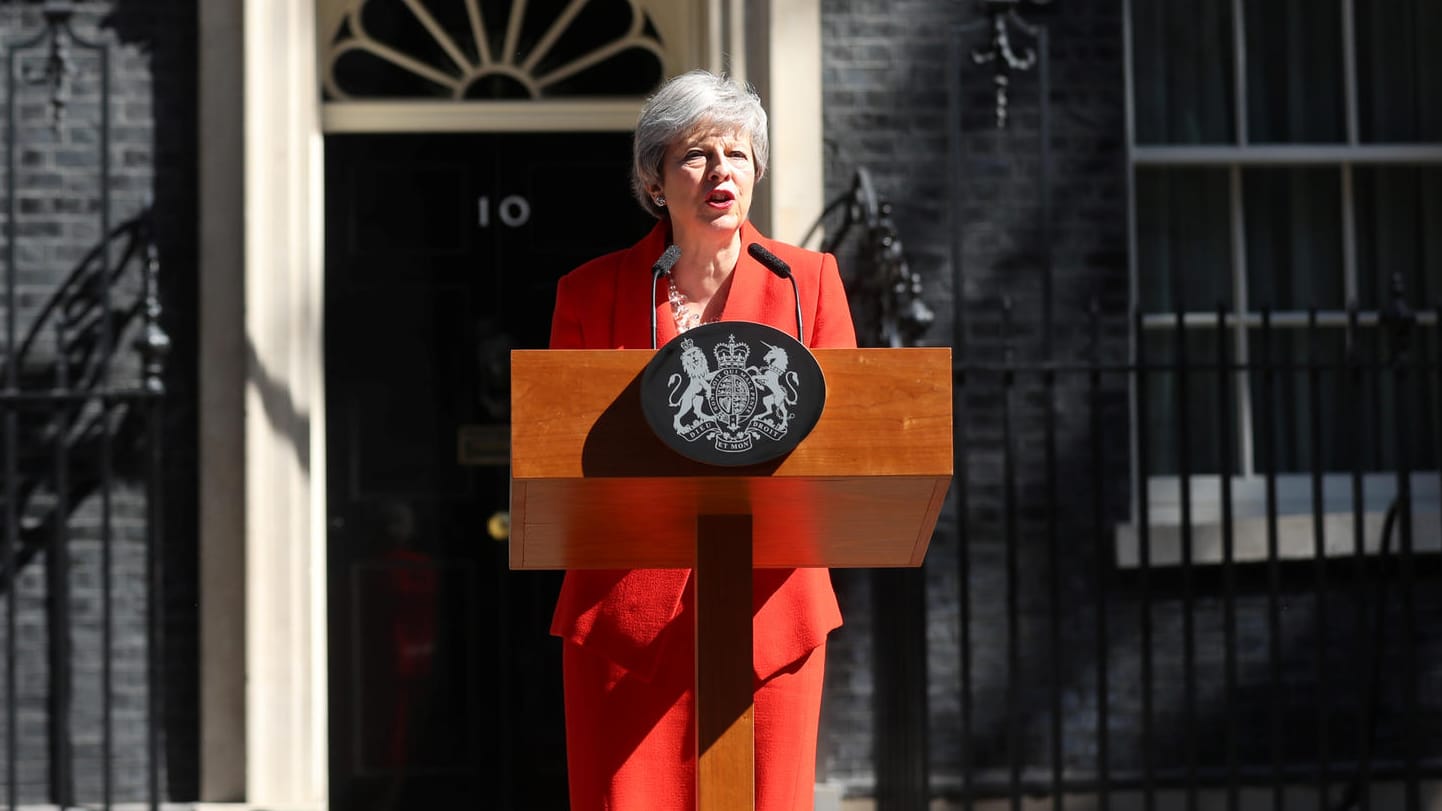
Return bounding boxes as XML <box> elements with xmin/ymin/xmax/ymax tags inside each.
<box><xmin>802</xmin><ymin>12</ymin><xmax>1442</xmax><ymax>809</ymax></box>
<box><xmin>942</xmin><ymin>289</ymin><xmax>1441</xmax><ymax>811</ymax></box>
<box><xmin>2</xmin><ymin>2</ymin><xmax>168</xmax><ymax>807</ymax></box>
<box><xmin>938</xmin><ymin>5</ymin><xmax>1442</xmax><ymax>807</ymax></box>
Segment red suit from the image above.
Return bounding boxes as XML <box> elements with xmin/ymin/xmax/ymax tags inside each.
<box><xmin>548</xmin><ymin>220</ymin><xmax>857</xmax><ymax>810</ymax></box>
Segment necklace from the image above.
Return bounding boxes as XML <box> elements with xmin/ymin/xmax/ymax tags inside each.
<box><xmin>667</xmin><ymin>273</ymin><xmax>714</xmax><ymax>333</ymax></box>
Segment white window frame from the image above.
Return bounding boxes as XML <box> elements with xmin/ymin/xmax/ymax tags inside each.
<box><xmin>1120</xmin><ymin>0</ymin><xmax>1442</xmax><ymax>567</ymax></box>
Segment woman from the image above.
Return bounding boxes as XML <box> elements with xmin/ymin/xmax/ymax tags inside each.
<box><xmin>548</xmin><ymin>69</ymin><xmax>857</xmax><ymax>810</ymax></box>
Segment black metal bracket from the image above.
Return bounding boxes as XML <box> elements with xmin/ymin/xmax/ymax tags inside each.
<box><xmin>802</xmin><ymin>168</ymin><xmax>934</xmax><ymax>348</ymax></box>
<box><xmin>15</xmin><ymin>1</ymin><xmax>80</xmax><ymax>130</ymax></box>
<box><xmin>969</xmin><ymin>0</ymin><xmax>1050</xmax><ymax>129</ymax></box>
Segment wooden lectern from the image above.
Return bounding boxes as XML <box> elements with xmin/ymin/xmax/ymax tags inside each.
<box><xmin>510</xmin><ymin>347</ymin><xmax>952</xmax><ymax>810</ymax></box>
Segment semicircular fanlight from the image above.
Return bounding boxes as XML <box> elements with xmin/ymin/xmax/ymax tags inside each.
<box><xmin>325</xmin><ymin>0</ymin><xmax>665</xmax><ymax>101</ymax></box>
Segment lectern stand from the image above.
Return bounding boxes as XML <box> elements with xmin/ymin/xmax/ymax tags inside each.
<box><xmin>510</xmin><ymin>347</ymin><xmax>952</xmax><ymax>810</ymax></box>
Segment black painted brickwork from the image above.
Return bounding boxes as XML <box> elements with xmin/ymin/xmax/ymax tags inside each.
<box><xmin>818</xmin><ymin>0</ymin><xmax>1441</xmax><ymax>800</ymax></box>
<box><xmin>0</xmin><ymin>0</ymin><xmax>197</xmax><ymax>802</ymax></box>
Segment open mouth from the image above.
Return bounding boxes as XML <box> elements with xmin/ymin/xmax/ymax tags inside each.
<box><xmin>707</xmin><ymin>190</ymin><xmax>735</xmax><ymax>205</ymax></box>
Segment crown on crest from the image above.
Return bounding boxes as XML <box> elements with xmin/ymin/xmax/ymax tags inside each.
<box><xmin>713</xmin><ymin>334</ymin><xmax>750</xmax><ymax>368</ymax></box>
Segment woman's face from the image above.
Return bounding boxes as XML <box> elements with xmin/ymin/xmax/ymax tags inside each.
<box><xmin>652</xmin><ymin>126</ymin><xmax>756</xmax><ymax>241</ymax></box>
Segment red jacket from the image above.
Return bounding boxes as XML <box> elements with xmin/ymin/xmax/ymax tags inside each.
<box><xmin>547</xmin><ymin>220</ymin><xmax>858</xmax><ymax>681</ymax></box>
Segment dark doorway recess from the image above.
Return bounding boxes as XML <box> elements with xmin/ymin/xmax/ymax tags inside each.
<box><xmin>324</xmin><ymin>132</ymin><xmax>651</xmax><ymax>810</ymax></box>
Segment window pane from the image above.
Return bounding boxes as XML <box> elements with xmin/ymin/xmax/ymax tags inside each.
<box><xmin>1355</xmin><ymin>167</ymin><xmax>1442</xmax><ymax>311</ymax></box>
<box><xmin>1370</xmin><ymin>326</ymin><xmax>1440</xmax><ymax>472</ymax></box>
<box><xmin>1356</xmin><ymin>0</ymin><xmax>1442</xmax><ymax>142</ymax></box>
<box><xmin>1243</xmin><ymin>168</ymin><xmax>1344</xmax><ymax>310</ymax></box>
<box><xmin>1141</xmin><ymin>329</ymin><xmax>1238</xmax><ymax>476</ymax></box>
<box><xmin>1137</xmin><ymin>168</ymin><xmax>1233</xmax><ymax>312</ymax></box>
<box><xmin>1415</xmin><ymin>327</ymin><xmax>1440</xmax><ymax>471</ymax></box>
<box><xmin>1247</xmin><ymin>328</ymin><xmax>1359</xmax><ymax>473</ymax></box>
<box><xmin>1246</xmin><ymin>327</ymin><xmax>1439</xmax><ymax>473</ymax></box>
<box><xmin>1244</xmin><ymin>0</ymin><xmax>1344</xmax><ymax>143</ymax></box>
<box><xmin>1132</xmin><ymin>0</ymin><xmax>1235</xmax><ymax>144</ymax></box>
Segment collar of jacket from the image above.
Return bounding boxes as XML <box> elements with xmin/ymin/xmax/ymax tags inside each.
<box><xmin>615</xmin><ymin>219</ymin><xmax>775</xmax><ymax>349</ymax></box>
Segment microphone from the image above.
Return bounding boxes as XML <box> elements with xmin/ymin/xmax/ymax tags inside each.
<box><xmin>746</xmin><ymin>243</ymin><xmax>803</xmax><ymax>343</ymax></box>
<box><xmin>650</xmin><ymin>244</ymin><xmax>682</xmax><ymax>349</ymax></box>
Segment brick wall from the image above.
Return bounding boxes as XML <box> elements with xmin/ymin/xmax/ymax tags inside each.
<box><xmin>818</xmin><ymin>0</ymin><xmax>1132</xmax><ymax>791</ymax></box>
<box><xmin>818</xmin><ymin>0</ymin><xmax>1440</xmax><ymax>801</ymax></box>
<box><xmin>0</xmin><ymin>0</ymin><xmax>197</xmax><ymax>802</ymax></box>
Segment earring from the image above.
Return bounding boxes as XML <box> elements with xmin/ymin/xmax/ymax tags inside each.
<box><xmin>654</xmin><ymin>195</ymin><xmax>666</xmax><ymax>207</ymax></box>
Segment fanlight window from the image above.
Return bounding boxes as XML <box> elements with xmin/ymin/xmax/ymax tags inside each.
<box><xmin>326</xmin><ymin>0</ymin><xmax>665</xmax><ymax>100</ymax></box>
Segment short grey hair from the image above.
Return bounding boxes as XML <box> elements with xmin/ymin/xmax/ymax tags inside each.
<box><xmin>631</xmin><ymin>70</ymin><xmax>770</xmax><ymax>219</ymax></box>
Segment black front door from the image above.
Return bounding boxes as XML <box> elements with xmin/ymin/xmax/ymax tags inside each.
<box><xmin>323</xmin><ymin>132</ymin><xmax>651</xmax><ymax>810</ymax></box>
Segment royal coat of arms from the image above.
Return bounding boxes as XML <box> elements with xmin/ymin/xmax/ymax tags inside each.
<box><xmin>641</xmin><ymin>321</ymin><xmax>826</xmax><ymax>466</ymax></box>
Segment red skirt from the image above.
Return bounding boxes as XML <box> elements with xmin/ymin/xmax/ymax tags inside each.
<box><xmin>561</xmin><ymin>618</ymin><xmax>826</xmax><ymax>810</ymax></box>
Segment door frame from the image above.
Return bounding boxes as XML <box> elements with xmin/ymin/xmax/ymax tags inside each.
<box><xmin>197</xmin><ymin>0</ymin><xmax>823</xmax><ymax>804</ymax></box>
